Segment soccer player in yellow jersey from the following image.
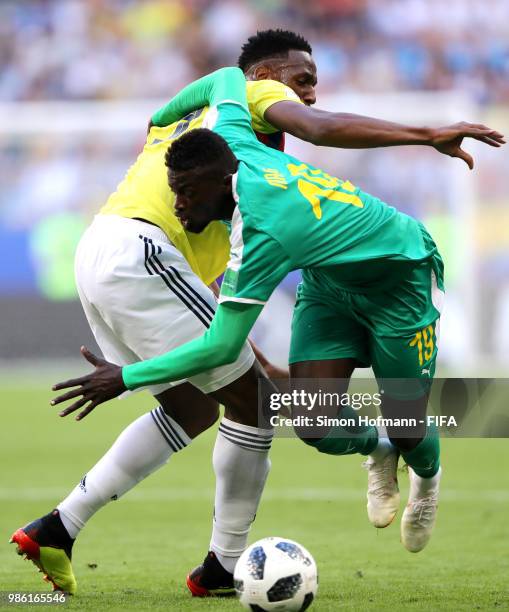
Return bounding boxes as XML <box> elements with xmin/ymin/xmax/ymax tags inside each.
<box><xmin>13</xmin><ymin>29</ymin><xmax>505</xmax><ymax>597</ymax></box>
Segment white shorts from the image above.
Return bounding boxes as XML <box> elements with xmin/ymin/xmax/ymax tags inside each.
<box><xmin>74</xmin><ymin>215</ymin><xmax>255</xmax><ymax>396</ymax></box>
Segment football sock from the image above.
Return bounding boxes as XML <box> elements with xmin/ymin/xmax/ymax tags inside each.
<box><xmin>369</xmin><ymin>426</ymin><xmax>396</xmax><ymax>460</ymax></box>
<box><xmin>304</xmin><ymin>405</ymin><xmax>378</xmax><ymax>456</ymax></box>
<box><xmin>209</xmin><ymin>417</ymin><xmax>273</xmax><ymax>574</ymax></box>
<box><xmin>57</xmin><ymin>407</ymin><xmax>190</xmax><ymax>539</ymax></box>
<box><xmin>400</xmin><ymin>423</ymin><xmax>440</xmax><ymax>478</ymax></box>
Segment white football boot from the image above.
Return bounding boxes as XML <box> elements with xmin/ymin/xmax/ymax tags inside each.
<box><xmin>401</xmin><ymin>466</ymin><xmax>441</xmax><ymax>552</ymax></box>
<box><xmin>363</xmin><ymin>434</ymin><xmax>400</xmax><ymax>528</ymax></box>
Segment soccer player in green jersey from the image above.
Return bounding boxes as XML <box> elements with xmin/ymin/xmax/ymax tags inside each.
<box><xmin>50</xmin><ymin>64</ymin><xmax>506</xmax><ymax>554</ymax></box>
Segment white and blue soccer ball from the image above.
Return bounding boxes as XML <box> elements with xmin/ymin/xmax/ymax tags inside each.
<box><xmin>234</xmin><ymin>537</ymin><xmax>318</xmax><ymax>611</ymax></box>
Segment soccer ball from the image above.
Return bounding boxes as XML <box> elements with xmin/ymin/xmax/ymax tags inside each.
<box><xmin>234</xmin><ymin>537</ymin><xmax>318</xmax><ymax>611</ymax></box>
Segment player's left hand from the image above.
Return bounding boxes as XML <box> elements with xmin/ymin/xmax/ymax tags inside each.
<box><xmin>51</xmin><ymin>346</ymin><xmax>126</xmax><ymax>420</ymax></box>
<box><xmin>430</xmin><ymin>122</ymin><xmax>505</xmax><ymax>169</ymax></box>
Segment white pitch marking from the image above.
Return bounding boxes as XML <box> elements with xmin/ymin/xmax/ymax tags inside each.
<box><xmin>1</xmin><ymin>487</ymin><xmax>508</xmax><ymax>502</ymax></box>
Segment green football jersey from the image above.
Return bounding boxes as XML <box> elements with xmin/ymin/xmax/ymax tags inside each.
<box><xmin>159</xmin><ymin>68</ymin><xmax>437</xmax><ymax>305</ymax></box>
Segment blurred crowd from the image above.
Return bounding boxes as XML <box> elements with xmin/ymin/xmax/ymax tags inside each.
<box><xmin>1</xmin><ymin>0</ymin><xmax>509</xmax><ymax>103</ymax></box>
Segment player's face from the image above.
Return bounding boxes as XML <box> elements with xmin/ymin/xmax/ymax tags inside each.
<box><xmin>265</xmin><ymin>50</ymin><xmax>317</xmax><ymax>106</ymax></box>
<box><xmin>169</xmin><ymin>168</ymin><xmax>234</xmax><ymax>233</ymax></box>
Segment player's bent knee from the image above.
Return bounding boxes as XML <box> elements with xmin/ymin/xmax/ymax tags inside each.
<box><xmin>389</xmin><ymin>436</ymin><xmax>424</xmax><ymax>452</ymax></box>
<box><xmin>155</xmin><ymin>385</ymin><xmax>220</xmax><ymax>439</ymax></box>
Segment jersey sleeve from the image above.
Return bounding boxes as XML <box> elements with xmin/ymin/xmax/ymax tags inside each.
<box><xmin>219</xmin><ymin>205</ymin><xmax>292</xmax><ymax>306</ymax></box>
<box><xmin>151</xmin><ymin>67</ymin><xmax>256</xmax><ymax>147</ymax></box>
<box><xmin>247</xmin><ymin>80</ymin><xmax>303</xmax><ymax>134</ymax></box>
<box><xmin>151</xmin><ymin>69</ymin><xmax>232</xmax><ymax>127</ymax></box>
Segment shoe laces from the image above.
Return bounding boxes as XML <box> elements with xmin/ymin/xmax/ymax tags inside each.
<box><xmin>363</xmin><ymin>456</ymin><xmax>397</xmax><ymax>498</ymax></box>
<box><xmin>408</xmin><ymin>493</ymin><xmax>438</xmax><ymax>528</ymax></box>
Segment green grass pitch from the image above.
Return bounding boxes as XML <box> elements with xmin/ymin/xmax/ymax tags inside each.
<box><xmin>1</xmin><ymin>382</ymin><xmax>508</xmax><ymax>611</ymax></box>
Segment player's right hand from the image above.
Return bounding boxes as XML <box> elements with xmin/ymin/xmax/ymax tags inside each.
<box><xmin>430</xmin><ymin>122</ymin><xmax>505</xmax><ymax>169</ymax></box>
<box><xmin>50</xmin><ymin>346</ymin><xmax>127</xmax><ymax>420</ymax></box>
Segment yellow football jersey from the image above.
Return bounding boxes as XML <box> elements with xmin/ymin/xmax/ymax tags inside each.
<box><xmin>100</xmin><ymin>79</ymin><xmax>302</xmax><ymax>285</ymax></box>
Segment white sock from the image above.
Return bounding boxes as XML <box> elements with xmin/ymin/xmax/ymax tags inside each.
<box><xmin>412</xmin><ymin>466</ymin><xmax>442</xmax><ymax>494</ymax></box>
<box><xmin>369</xmin><ymin>425</ymin><xmax>395</xmax><ymax>461</ymax></box>
<box><xmin>209</xmin><ymin>417</ymin><xmax>273</xmax><ymax>574</ymax></box>
<box><xmin>58</xmin><ymin>407</ymin><xmax>190</xmax><ymax>538</ymax></box>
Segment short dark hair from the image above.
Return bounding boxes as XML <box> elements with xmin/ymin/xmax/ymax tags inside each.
<box><xmin>165</xmin><ymin>128</ymin><xmax>236</xmax><ymax>174</ymax></box>
<box><xmin>237</xmin><ymin>29</ymin><xmax>312</xmax><ymax>72</ymax></box>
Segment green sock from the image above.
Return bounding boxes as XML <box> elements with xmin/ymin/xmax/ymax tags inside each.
<box><xmin>304</xmin><ymin>406</ymin><xmax>378</xmax><ymax>456</ymax></box>
<box><xmin>401</xmin><ymin>424</ymin><xmax>440</xmax><ymax>478</ymax></box>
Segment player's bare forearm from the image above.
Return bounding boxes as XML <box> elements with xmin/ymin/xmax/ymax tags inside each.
<box><xmin>305</xmin><ymin>113</ymin><xmax>434</xmax><ymax>148</ymax></box>
<box><xmin>265</xmin><ymin>102</ymin><xmax>505</xmax><ymax>168</ymax></box>
<box><xmin>265</xmin><ymin>102</ymin><xmax>430</xmax><ymax>147</ymax></box>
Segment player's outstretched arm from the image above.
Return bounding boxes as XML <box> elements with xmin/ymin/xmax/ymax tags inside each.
<box><xmin>51</xmin><ymin>302</ymin><xmax>262</xmax><ymax>420</ymax></box>
<box><xmin>264</xmin><ymin>102</ymin><xmax>505</xmax><ymax>169</ymax></box>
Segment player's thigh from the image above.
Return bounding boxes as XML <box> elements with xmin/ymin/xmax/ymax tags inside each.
<box><xmin>370</xmin><ymin>330</ymin><xmax>436</xmax><ymax>444</ymax></box>
<box><xmin>127</xmin><ymin>224</ymin><xmax>255</xmax><ymax>398</ymax></box>
<box><xmin>289</xmin><ymin>278</ymin><xmax>364</xmax><ymax>438</ymax></box>
<box><xmin>75</xmin><ymin>266</ymin><xmax>140</xmax><ymax>367</ymax></box>
<box><xmin>367</xmin><ymin>260</ymin><xmax>443</xmax><ymax>444</ymax></box>
<box><xmin>78</xmin><ymin>216</ymin><xmax>255</xmax><ymax>397</ymax></box>
<box><xmin>290</xmin><ymin>359</ymin><xmax>357</xmax><ymax>380</ymax></box>
<box><xmin>209</xmin><ymin>360</ymin><xmax>268</xmax><ymax>428</ymax></box>
<box><xmin>77</xmin><ymin>242</ymin><xmax>221</xmax><ymax>438</ymax></box>
<box><xmin>371</xmin><ymin>319</ymin><xmax>440</xmax><ymax>377</ymax></box>
<box><xmin>368</xmin><ymin>257</ymin><xmax>443</xmax><ymax>383</ymax></box>
<box><xmin>155</xmin><ymin>384</ymin><xmax>220</xmax><ymax>439</ymax></box>
<box><xmin>290</xmin><ymin>359</ymin><xmax>356</xmax><ymax>441</ymax></box>
<box><xmin>289</xmin><ymin>276</ymin><xmax>370</xmax><ymax>368</ymax></box>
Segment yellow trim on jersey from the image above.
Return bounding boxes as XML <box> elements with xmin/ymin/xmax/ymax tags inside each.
<box><xmin>100</xmin><ymin>80</ymin><xmax>301</xmax><ymax>285</ymax></box>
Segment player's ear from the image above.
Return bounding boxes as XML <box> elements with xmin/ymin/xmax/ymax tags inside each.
<box><xmin>253</xmin><ymin>64</ymin><xmax>271</xmax><ymax>81</ymax></box>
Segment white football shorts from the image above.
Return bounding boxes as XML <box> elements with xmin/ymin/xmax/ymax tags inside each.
<box><xmin>74</xmin><ymin>214</ymin><xmax>255</xmax><ymax>396</ymax></box>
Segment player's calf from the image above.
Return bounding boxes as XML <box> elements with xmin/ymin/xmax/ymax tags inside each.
<box><xmin>10</xmin><ymin>510</ymin><xmax>77</xmax><ymax>595</ymax></box>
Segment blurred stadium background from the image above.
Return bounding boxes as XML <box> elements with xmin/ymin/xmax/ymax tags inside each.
<box><xmin>1</xmin><ymin>0</ymin><xmax>508</xmax><ymax>374</ymax></box>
